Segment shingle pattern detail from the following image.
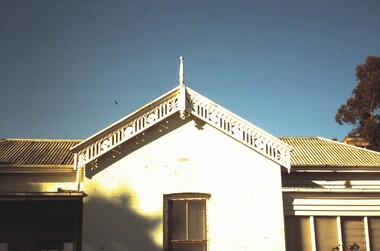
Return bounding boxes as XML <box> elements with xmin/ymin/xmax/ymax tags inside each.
<box><xmin>280</xmin><ymin>137</ymin><xmax>380</xmax><ymax>167</ymax></box>
<box><xmin>0</xmin><ymin>139</ymin><xmax>82</xmax><ymax>166</ymax></box>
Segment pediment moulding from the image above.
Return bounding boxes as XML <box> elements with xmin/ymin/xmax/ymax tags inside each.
<box><xmin>71</xmin><ymin>57</ymin><xmax>291</xmax><ymax>172</ymax></box>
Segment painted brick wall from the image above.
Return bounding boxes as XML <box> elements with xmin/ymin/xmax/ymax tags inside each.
<box><xmin>82</xmin><ymin>115</ymin><xmax>286</xmax><ymax>251</ymax></box>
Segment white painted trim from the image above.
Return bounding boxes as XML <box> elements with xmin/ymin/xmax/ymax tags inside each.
<box><xmin>76</xmin><ymin>166</ymin><xmax>82</xmax><ymax>192</ymax></box>
<box><xmin>283</xmin><ymin>187</ymin><xmax>380</xmax><ymax>193</ymax></box>
<box><xmin>179</xmin><ymin>56</ymin><xmax>185</xmax><ymax>86</ymax></box>
<box><xmin>0</xmin><ymin>192</ymin><xmax>84</xmax><ymax>201</ymax></box>
<box><xmin>337</xmin><ymin>216</ymin><xmax>343</xmax><ymax>251</ymax></box>
<box><xmin>72</xmin><ymin>86</ymin><xmax>292</xmax><ymax>170</ymax></box>
<box><xmin>310</xmin><ymin>216</ymin><xmax>317</xmax><ymax>251</ymax></box>
<box><xmin>286</xmin><ymin>168</ymin><xmax>380</xmax><ymax>173</ymax></box>
<box><xmin>292</xmin><ymin>212</ymin><xmax>380</xmax><ymax>216</ymax></box>
<box><xmin>74</xmin><ymin>153</ymin><xmax>81</xmax><ymax>192</ymax></box>
<box><xmin>188</xmin><ymin>88</ymin><xmax>292</xmax><ymax>169</ymax></box>
<box><xmin>70</xmin><ymin>87</ymin><xmax>180</xmax><ymax>152</ymax></box>
<box><xmin>365</xmin><ymin>216</ymin><xmax>371</xmax><ymax>251</ymax></box>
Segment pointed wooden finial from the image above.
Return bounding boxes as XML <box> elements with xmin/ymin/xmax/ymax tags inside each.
<box><xmin>178</xmin><ymin>56</ymin><xmax>189</xmax><ymax>119</ymax></box>
<box><xmin>179</xmin><ymin>56</ymin><xmax>185</xmax><ymax>86</ymax></box>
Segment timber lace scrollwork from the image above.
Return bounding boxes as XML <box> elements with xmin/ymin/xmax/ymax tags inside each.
<box><xmin>75</xmin><ymin>92</ymin><xmax>180</xmax><ymax>167</ymax></box>
<box><xmin>188</xmin><ymin>88</ymin><xmax>291</xmax><ymax>170</ymax></box>
<box><xmin>73</xmin><ymin>86</ymin><xmax>291</xmax><ymax>171</ymax></box>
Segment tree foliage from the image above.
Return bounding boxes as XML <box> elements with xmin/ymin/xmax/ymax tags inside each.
<box><xmin>335</xmin><ymin>56</ymin><xmax>380</xmax><ymax>151</ymax></box>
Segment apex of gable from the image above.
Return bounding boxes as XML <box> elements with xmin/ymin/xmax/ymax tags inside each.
<box><xmin>71</xmin><ymin>58</ymin><xmax>292</xmax><ymax>172</ymax></box>
<box><xmin>179</xmin><ymin>56</ymin><xmax>185</xmax><ymax>87</ymax></box>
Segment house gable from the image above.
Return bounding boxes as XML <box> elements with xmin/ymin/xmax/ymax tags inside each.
<box><xmin>81</xmin><ymin>114</ymin><xmax>286</xmax><ymax>249</ymax></box>
<box><xmin>71</xmin><ymin>86</ymin><xmax>292</xmax><ymax>172</ymax></box>
<box><xmin>84</xmin><ymin>114</ymin><xmax>283</xmax><ymax>194</ymax></box>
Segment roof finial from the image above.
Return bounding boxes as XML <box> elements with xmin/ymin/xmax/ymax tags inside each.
<box><xmin>179</xmin><ymin>56</ymin><xmax>185</xmax><ymax>86</ymax></box>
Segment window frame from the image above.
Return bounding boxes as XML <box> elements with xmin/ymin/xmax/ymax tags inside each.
<box><xmin>164</xmin><ymin>193</ymin><xmax>210</xmax><ymax>251</ymax></box>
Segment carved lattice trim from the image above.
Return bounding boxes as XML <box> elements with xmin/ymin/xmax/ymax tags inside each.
<box><xmin>73</xmin><ymin>88</ymin><xmax>180</xmax><ymax>167</ymax></box>
<box><xmin>72</xmin><ymin>87</ymin><xmax>292</xmax><ymax>170</ymax></box>
<box><xmin>187</xmin><ymin>88</ymin><xmax>292</xmax><ymax>170</ymax></box>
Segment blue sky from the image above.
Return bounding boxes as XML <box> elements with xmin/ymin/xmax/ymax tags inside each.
<box><xmin>1</xmin><ymin>0</ymin><xmax>379</xmax><ymax>141</ymax></box>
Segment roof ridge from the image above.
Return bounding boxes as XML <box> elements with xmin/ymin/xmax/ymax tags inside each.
<box><xmin>279</xmin><ymin>136</ymin><xmax>319</xmax><ymax>139</ymax></box>
<box><xmin>281</xmin><ymin>136</ymin><xmax>380</xmax><ymax>155</ymax></box>
<box><xmin>316</xmin><ymin>136</ymin><xmax>380</xmax><ymax>155</ymax></box>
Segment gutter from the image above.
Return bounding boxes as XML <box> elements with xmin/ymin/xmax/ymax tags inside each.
<box><xmin>283</xmin><ymin>187</ymin><xmax>380</xmax><ymax>193</ymax></box>
<box><xmin>284</xmin><ymin>166</ymin><xmax>380</xmax><ymax>173</ymax></box>
<box><xmin>0</xmin><ymin>192</ymin><xmax>85</xmax><ymax>201</ymax></box>
<box><xmin>0</xmin><ymin>165</ymin><xmax>76</xmax><ymax>174</ymax></box>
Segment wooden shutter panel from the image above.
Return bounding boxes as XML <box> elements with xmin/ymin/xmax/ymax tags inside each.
<box><xmin>188</xmin><ymin>201</ymin><xmax>206</xmax><ymax>240</ymax></box>
<box><xmin>171</xmin><ymin>201</ymin><xmax>186</xmax><ymax>240</ymax></box>
<box><xmin>342</xmin><ymin>217</ymin><xmax>366</xmax><ymax>250</ymax></box>
<box><xmin>369</xmin><ymin>217</ymin><xmax>380</xmax><ymax>250</ymax></box>
<box><xmin>285</xmin><ymin>216</ymin><xmax>312</xmax><ymax>251</ymax></box>
<box><xmin>170</xmin><ymin>199</ymin><xmax>207</xmax><ymax>251</ymax></box>
<box><xmin>315</xmin><ymin>217</ymin><xmax>339</xmax><ymax>251</ymax></box>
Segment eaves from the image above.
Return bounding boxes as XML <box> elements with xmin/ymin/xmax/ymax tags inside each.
<box><xmin>0</xmin><ymin>164</ymin><xmax>76</xmax><ymax>174</ymax></box>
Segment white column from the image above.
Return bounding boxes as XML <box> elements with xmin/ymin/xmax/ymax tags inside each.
<box><xmin>310</xmin><ymin>216</ymin><xmax>317</xmax><ymax>251</ymax></box>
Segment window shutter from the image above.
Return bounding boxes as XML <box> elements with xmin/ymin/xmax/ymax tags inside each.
<box><xmin>171</xmin><ymin>201</ymin><xmax>186</xmax><ymax>240</ymax></box>
<box><xmin>285</xmin><ymin>216</ymin><xmax>312</xmax><ymax>251</ymax></box>
<box><xmin>342</xmin><ymin>217</ymin><xmax>366</xmax><ymax>250</ymax></box>
<box><xmin>369</xmin><ymin>217</ymin><xmax>380</xmax><ymax>250</ymax></box>
<box><xmin>188</xmin><ymin>201</ymin><xmax>206</xmax><ymax>240</ymax></box>
<box><xmin>315</xmin><ymin>217</ymin><xmax>338</xmax><ymax>251</ymax></box>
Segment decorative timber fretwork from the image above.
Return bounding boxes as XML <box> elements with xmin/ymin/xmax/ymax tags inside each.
<box><xmin>186</xmin><ymin>88</ymin><xmax>291</xmax><ymax>170</ymax></box>
<box><xmin>71</xmin><ymin>87</ymin><xmax>181</xmax><ymax>168</ymax></box>
<box><xmin>71</xmin><ymin>86</ymin><xmax>292</xmax><ymax>171</ymax></box>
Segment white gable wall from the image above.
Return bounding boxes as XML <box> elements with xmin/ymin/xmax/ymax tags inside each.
<box><xmin>82</xmin><ymin>115</ymin><xmax>286</xmax><ymax>251</ymax></box>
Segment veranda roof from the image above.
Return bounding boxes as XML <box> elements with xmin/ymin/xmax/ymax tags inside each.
<box><xmin>0</xmin><ymin>138</ymin><xmax>81</xmax><ymax>167</ymax></box>
<box><xmin>280</xmin><ymin>137</ymin><xmax>380</xmax><ymax>168</ymax></box>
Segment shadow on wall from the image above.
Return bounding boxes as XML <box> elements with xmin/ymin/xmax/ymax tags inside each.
<box><xmin>82</xmin><ymin>194</ymin><xmax>161</xmax><ymax>251</ymax></box>
<box><xmin>81</xmin><ymin>114</ymin><xmax>208</xmax><ymax>250</ymax></box>
<box><xmin>85</xmin><ymin>114</ymin><xmax>205</xmax><ymax>179</ymax></box>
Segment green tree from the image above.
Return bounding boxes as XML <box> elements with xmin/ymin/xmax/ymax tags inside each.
<box><xmin>335</xmin><ymin>56</ymin><xmax>380</xmax><ymax>151</ymax></box>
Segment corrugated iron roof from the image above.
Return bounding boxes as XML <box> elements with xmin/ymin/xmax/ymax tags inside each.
<box><xmin>2</xmin><ymin>137</ymin><xmax>380</xmax><ymax>169</ymax></box>
<box><xmin>280</xmin><ymin>137</ymin><xmax>380</xmax><ymax>167</ymax></box>
<box><xmin>0</xmin><ymin>139</ymin><xmax>82</xmax><ymax>166</ymax></box>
